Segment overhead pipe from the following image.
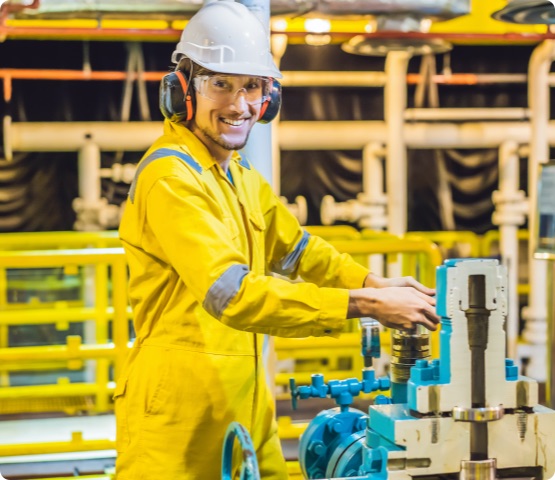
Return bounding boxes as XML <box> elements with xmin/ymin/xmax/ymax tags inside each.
<box><xmin>13</xmin><ymin>120</ymin><xmax>555</xmax><ymax>154</ymax></box>
<box><xmin>521</xmin><ymin>40</ymin><xmax>555</xmax><ymax>381</ymax></box>
<box><xmin>0</xmin><ymin>68</ymin><xmax>540</xmax><ymax>90</ymax></box>
<box><xmin>279</xmin><ymin>121</ymin><xmax>555</xmax><ymax>150</ymax></box>
<box><xmin>405</xmin><ymin>108</ymin><xmax>530</xmax><ymax>122</ymax></box>
<box><xmin>492</xmin><ymin>140</ymin><xmax>528</xmax><ymax>359</ymax></box>
<box><xmin>3</xmin><ymin>26</ymin><xmax>555</xmax><ymax>42</ymax></box>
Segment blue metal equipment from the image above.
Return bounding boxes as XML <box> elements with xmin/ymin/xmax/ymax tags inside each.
<box><xmin>221</xmin><ymin>421</ymin><xmax>261</xmax><ymax>480</ymax></box>
<box><xmin>291</xmin><ymin>259</ymin><xmax>555</xmax><ymax>480</ymax></box>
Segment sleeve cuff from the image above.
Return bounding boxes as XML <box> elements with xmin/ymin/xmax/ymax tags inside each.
<box><xmin>316</xmin><ymin>288</ymin><xmax>350</xmax><ymax>338</ymax></box>
<box><xmin>340</xmin><ymin>261</ymin><xmax>370</xmax><ymax>289</ymax></box>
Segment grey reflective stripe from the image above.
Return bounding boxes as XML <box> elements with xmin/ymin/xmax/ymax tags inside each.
<box><xmin>237</xmin><ymin>153</ymin><xmax>250</xmax><ymax>170</ymax></box>
<box><xmin>203</xmin><ymin>264</ymin><xmax>250</xmax><ymax>319</ymax></box>
<box><xmin>271</xmin><ymin>230</ymin><xmax>310</xmax><ymax>276</ymax></box>
<box><xmin>129</xmin><ymin>148</ymin><xmax>202</xmax><ymax>203</ymax></box>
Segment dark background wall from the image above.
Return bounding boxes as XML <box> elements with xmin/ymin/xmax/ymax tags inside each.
<box><xmin>0</xmin><ymin>40</ymin><xmax>537</xmax><ymax>232</ymax></box>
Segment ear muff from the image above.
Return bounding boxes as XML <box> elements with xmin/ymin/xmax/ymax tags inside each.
<box><xmin>257</xmin><ymin>78</ymin><xmax>282</xmax><ymax>124</ymax></box>
<box><xmin>159</xmin><ymin>70</ymin><xmax>195</xmax><ymax>123</ymax></box>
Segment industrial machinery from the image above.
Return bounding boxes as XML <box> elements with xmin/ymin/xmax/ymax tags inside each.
<box><xmin>284</xmin><ymin>258</ymin><xmax>555</xmax><ymax>480</ymax></box>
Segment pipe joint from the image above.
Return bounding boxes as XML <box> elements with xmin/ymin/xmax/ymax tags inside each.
<box><xmin>72</xmin><ymin>197</ymin><xmax>123</xmax><ymax>231</ymax></box>
<box><xmin>491</xmin><ymin>190</ymin><xmax>529</xmax><ymax>226</ymax></box>
<box><xmin>100</xmin><ymin>163</ymin><xmax>137</xmax><ymax>184</ymax></box>
<box><xmin>320</xmin><ymin>195</ymin><xmax>387</xmax><ymax>229</ymax></box>
<box><xmin>280</xmin><ymin>195</ymin><xmax>307</xmax><ymax>226</ymax></box>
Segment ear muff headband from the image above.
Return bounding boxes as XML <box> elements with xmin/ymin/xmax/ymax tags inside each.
<box><xmin>174</xmin><ymin>70</ymin><xmax>194</xmax><ymax>122</ymax></box>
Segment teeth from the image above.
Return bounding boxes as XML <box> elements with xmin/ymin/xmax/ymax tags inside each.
<box><xmin>221</xmin><ymin>118</ymin><xmax>245</xmax><ymax>126</ymax></box>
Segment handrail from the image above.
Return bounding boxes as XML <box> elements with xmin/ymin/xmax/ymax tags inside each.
<box><xmin>0</xmin><ymin>248</ymin><xmax>129</xmax><ymax>414</ymax></box>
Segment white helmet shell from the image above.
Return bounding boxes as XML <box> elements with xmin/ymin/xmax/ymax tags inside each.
<box><xmin>172</xmin><ymin>0</ymin><xmax>282</xmax><ymax>79</ymax></box>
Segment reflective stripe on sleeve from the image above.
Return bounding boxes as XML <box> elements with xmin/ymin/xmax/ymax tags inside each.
<box><xmin>203</xmin><ymin>264</ymin><xmax>250</xmax><ymax>319</ymax></box>
<box><xmin>271</xmin><ymin>230</ymin><xmax>310</xmax><ymax>276</ymax></box>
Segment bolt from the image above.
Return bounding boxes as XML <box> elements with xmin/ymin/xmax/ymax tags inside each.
<box><xmin>356</xmin><ymin>417</ymin><xmax>367</xmax><ymax>431</ymax></box>
<box><xmin>307</xmin><ymin>467</ymin><xmax>324</xmax><ymax>478</ymax></box>
<box><xmin>308</xmin><ymin>440</ymin><xmax>326</xmax><ymax>457</ymax></box>
<box><xmin>330</xmin><ymin>419</ymin><xmax>346</xmax><ymax>433</ymax></box>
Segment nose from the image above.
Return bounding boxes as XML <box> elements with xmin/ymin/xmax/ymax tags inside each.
<box><xmin>229</xmin><ymin>90</ymin><xmax>249</xmax><ymax>111</ymax></box>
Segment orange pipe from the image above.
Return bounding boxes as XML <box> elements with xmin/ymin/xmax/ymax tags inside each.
<box><xmin>0</xmin><ymin>68</ymin><xmax>530</xmax><ymax>103</ymax></box>
<box><xmin>3</xmin><ymin>76</ymin><xmax>11</xmax><ymax>102</ymax></box>
<box><xmin>0</xmin><ymin>26</ymin><xmax>554</xmax><ymax>42</ymax></box>
<box><xmin>0</xmin><ymin>68</ymin><xmax>526</xmax><ymax>88</ymax></box>
<box><xmin>0</xmin><ymin>68</ymin><xmax>166</xmax><ymax>81</ymax></box>
<box><xmin>0</xmin><ymin>25</ymin><xmax>182</xmax><ymax>41</ymax></box>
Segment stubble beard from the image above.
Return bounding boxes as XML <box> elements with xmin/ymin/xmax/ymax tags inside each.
<box><xmin>200</xmin><ymin>125</ymin><xmax>251</xmax><ymax>151</ymax></box>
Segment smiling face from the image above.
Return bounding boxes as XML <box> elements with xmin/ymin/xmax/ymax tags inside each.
<box><xmin>189</xmin><ymin>74</ymin><xmax>267</xmax><ymax>164</ymax></box>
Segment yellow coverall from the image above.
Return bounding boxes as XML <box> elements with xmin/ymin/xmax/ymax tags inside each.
<box><xmin>115</xmin><ymin>119</ymin><xmax>369</xmax><ymax>479</ymax></box>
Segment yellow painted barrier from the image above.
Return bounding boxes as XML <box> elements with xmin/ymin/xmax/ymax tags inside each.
<box><xmin>304</xmin><ymin>225</ymin><xmax>360</xmax><ymax>239</ymax></box>
<box><xmin>274</xmin><ymin>234</ymin><xmax>443</xmax><ymax>408</ymax></box>
<box><xmin>0</xmin><ymin>231</ymin><xmax>121</xmax><ymax>250</ymax></box>
<box><xmin>26</xmin><ymin>477</ymin><xmax>112</xmax><ymax>480</ymax></box>
<box><xmin>407</xmin><ymin>230</ymin><xmax>482</xmax><ymax>259</ymax></box>
<box><xmin>0</xmin><ymin>230</ymin><xmax>443</xmax><ymax>458</ymax></box>
<box><xmin>0</xmin><ymin>431</ymin><xmax>115</xmax><ymax>457</ymax></box>
<box><xmin>0</xmin><ymin>248</ymin><xmax>130</xmax><ymax>414</ymax></box>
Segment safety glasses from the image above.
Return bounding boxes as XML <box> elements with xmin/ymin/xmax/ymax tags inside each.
<box><xmin>193</xmin><ymin>74</ymin><xmax>271</xmax><ymax>106</ymax></box>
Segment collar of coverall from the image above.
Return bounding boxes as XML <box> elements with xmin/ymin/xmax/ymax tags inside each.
<box><xmin>163</xmin><ymin>119</ymin><xmax>246</xmax><ymax>173</ymax></box>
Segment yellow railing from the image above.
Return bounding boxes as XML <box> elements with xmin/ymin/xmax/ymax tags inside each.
<box><xmin>0</xmin><ymin>228</ymin><xmax>514</xmax><ymax>454</ymax></box>
<box><xmin>274</xmin><ymin>234</ymin><xmax>444</xmax><ymax>393</ymax></box>
<box><xmin>0</xmin><ymin>248</ymin><xmax>130</xmax><ymax>414</ymax></box>
<box><xmin>407</xmin><ymin>230</ymin><xmax>482</xmax><ymax>259</ymax></box>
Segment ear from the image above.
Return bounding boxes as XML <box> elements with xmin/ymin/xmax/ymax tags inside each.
<box><xmin>257</xmin><ymin>78</ymin><xmax>282</xmax><ymax>124</ymax></box>
<box><xmin>159</xmin><ymin>70</ymin><xmax>195</xmax><ymax>122</ymax></box>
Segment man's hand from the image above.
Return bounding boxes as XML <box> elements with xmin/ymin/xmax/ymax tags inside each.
<box><xmin>349</xmin><ymin>275</ymin><xmax>440</xmax><ymax>331</ymax></box>
<box><xmin>363</xmin><ymin>273</ymin><xmax>436</xmax><ymax>296</ymax></box>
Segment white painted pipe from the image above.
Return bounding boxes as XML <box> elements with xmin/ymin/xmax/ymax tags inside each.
<box><xmin>522</xmin><ymin>40</ymin><xmax>555</xmax><ymax>381</ymax></box>
<box><xmin>405</xmin><ymin>108</ymin><xmax>530</xmax><ymax>122</ymax></box>
<box><xmin>78</xmin><ymin>141</ymin><xmax>101</xmax><ymax>203</ymax></box>
<box><xmin>279</xmin><ymin>121</ymin><xmax>555</xmax><ymax>150</ymax></box>
<box><xmin>271</xmin><ymin>33</ymin><xmax>288</xmax><ymax>194</ymax></box>
<box><xmin>239</xmin><ymin>0</ymin><xmax>273</xmax><ymax>186</ymax></box>
<box><xmin>362</xmin><ymin>142</ymin><xmax>386</xmax><ymax>277</ymax></box>
<box><xmin>12</xmin><ymin>120</ymin><xmax>555</xmax><ymax>153</ymax></box>
<box><xmin>385</xmin><ymin>51</ymin><xmax>411</xmax><ymax>279</ymax></box>
<box><xmin>496</xmin><ymin>140</ymin><xmax>522</xmax><ymax>359</ymax></box>
<box><xmin>385</xmin><ymin>50</ymin><xmax>411</xmax><ymax>237</ymax></box>
<box><xmin>362</xmin><ymin>142</ymin><xmax>385</xmax><ymax>201</ymax></box>
<box><xmin>78</xmin><ymin>140</ymin><xmax>101</xmax><ymax>383</ymax></box>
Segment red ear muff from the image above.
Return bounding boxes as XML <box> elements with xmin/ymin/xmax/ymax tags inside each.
<box><xmin>174</xmin><ymin>71</ymin><xmax>194</xmax><ymax>121</ymax></box>
<box><xmin>159</xmin><ymin>70</ymin><xmax>195</xmax><ymax>123</ymax></box>
<box><xmin>257</xmin><ymin>78</ymin><xmax>282</xmax><ymax>124</ymax></box>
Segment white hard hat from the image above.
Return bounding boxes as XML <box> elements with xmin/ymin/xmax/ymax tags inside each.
<box><xmin>172</xmin><ymin>0</ymin><xmax>282</xmax><ymax>79</ymax></box>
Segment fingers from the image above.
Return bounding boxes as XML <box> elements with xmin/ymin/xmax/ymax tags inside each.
<box><xmin>386</xmin><ymin>276</ymin><xmax>436</xmax><ymax>296</ymax></box>
<box><xmin>404</xmin><ymin>276</ymin><xmax>436</xmax><ymax>296</ymax></box>
<box><xmin>400</xmin><ymin>290</ymin><xmax>441</xmax><ymax>332</ymax></box>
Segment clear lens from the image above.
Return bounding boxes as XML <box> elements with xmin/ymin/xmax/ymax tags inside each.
<box><xmin>193</xmin><ymin>74</ymin><xmax>270</xmax><ymax>105</ymax></box>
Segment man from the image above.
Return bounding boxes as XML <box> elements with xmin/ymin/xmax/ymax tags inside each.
<box><xmin>114</xmin><ymin>0</ymin><xmax>440</xmax><ymax>478</ymax></box>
